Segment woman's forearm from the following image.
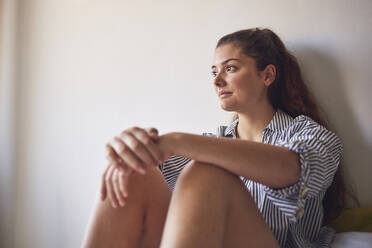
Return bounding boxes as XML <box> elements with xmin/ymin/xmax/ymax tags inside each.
<box><xmin>159</xmin><ymin>132</ymin><xmax>300</xmax><ymax>189</ymax></box>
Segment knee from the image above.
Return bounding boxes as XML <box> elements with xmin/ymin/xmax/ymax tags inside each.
<box><xmin>175</xmin><ymin>160</ymin><xmax>239</xmax><ymax>194</ymax></box>
<box><xmin>177</xmin><ymin>160</ymin><xmax>215</xmax><ymax>185</ymax></box>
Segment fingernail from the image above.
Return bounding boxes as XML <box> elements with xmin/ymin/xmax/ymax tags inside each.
<box><xmin>112</xmin><ymin>202</ymin><xmax>117</xmax><ymax>208</ymax></box>
<box><xmin>139</xmin><ymin>168</ymin><xmax>146</xmax><ymax>174</ymax></box>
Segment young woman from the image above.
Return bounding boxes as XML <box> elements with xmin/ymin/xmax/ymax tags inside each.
<box><xmin>81</xmin><ymin>28</ymin><xmax>347</xmax><ymax>248</ymax></box>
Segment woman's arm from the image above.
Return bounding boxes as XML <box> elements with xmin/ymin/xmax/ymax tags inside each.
<box><xmin>159</xmin><ymin>132</ymin><xmax>300</xmax><ymax>189</ymax></box>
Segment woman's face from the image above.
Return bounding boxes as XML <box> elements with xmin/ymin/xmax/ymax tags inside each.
<box><xmin>211</xmin><ymin>43</ymin><xmax>270</xmax><ymax>112</ymax></box>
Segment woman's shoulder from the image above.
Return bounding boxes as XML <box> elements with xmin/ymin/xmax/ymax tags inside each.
<box><xmin>283</xmin><ymin>113</ymin><xmax>343</xmax><ymax>150</ymax></box>
<box><xmin>286</xmin><ymin>113</ymin><xmax>332</xmax><ymax>135</ymax></box>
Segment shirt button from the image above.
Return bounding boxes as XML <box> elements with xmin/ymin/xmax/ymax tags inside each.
<box><xmin>296</xmin><ymin>208</ymin><xmax>304</xmax><ymax>219</ymax></box>
<box><xmin>300</xmin><ymin>187</ymin><xmax>308</xmax><ymax>198</ymax></box>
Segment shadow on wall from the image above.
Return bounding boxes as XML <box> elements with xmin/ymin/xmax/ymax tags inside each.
<box><xmin>293</xmin><ymin>46</ymin><xmax>371</xmax><ymax>207</ymax></box>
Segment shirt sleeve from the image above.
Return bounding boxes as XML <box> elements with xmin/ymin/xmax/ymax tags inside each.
<box><xmin>263</xmin><ymin>115</ymin><xmax>343</xmax><ymax>221</ymax></box>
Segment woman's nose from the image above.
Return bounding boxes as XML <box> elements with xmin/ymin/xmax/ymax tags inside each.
<box><xmin>213</xmin><ymin>72</ymin><xmax>226</xmax><ymax>87</ymax></box>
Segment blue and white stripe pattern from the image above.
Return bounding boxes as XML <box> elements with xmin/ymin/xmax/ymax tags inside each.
<box><xmin>158</xmin><ymin>108</ymin><xmax>343</xmax><ymax>247</ymax></box>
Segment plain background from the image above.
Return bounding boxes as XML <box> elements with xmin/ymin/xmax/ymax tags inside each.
<box><xmin>1</xmin><ymin>0</ymin><xmax>371</xmax><ymax>247</ymax></box>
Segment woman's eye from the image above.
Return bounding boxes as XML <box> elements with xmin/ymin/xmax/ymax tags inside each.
<box><xmin>226</xmin><ymin>65</ymin><xmax>236</xmax><ymax>72</ymax></box>
<box><xmin>211</xmin><ymin>66</ymin><xmax>236</xmax><ymax>77</ymax></box>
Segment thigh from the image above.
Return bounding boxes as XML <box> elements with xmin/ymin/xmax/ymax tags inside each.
<box><xmin>81</xmin><ymin>166</ymin><xmax>171</xmax><ymax>248</ymax></box>
<box><xmin>223</xmin><ymin>177</ymin><xmax>280</xmax><ymax>248</ymax></box>
<box><xmin>140</xmin><ymin>167</ymin><xmax>172</xmax><ymax>248</ymax></box>
<box><xmin>171</xmin><ymin>160</ymin><xmax>279</xmax><ymax>248</ymax></box>
<box><xmin>160</xmin><ymin>161</ymin><xmax>231</xmax><ymax>248</ymax></box>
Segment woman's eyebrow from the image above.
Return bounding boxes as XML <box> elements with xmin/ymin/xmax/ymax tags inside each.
<box><xmin>211</xmin><ymin>58</ymin><xmax>241</xmax><ymax>69</ymax></box>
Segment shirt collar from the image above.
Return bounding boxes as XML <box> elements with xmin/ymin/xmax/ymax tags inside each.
<box><xmin>224</xmin><ymin>118</ymin><xmax>239</xmax><ymax>137</ymax></box>
<box><xmin>224</xmin><ymin>108</ymin><xmax>294</xmax><ymax>137</ymax></box>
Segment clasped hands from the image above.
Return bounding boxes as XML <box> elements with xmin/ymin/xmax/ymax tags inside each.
<box><xmin>100</xmin><ymin>126</ymin><xmax>173</xmax><ymax>208</ymax></box>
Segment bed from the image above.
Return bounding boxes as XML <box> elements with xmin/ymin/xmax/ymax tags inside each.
<box><xmin>331</xmin><ymin>232</ymin><xmax>372</xmax><ymax>248</ymax></box>
<box><xmin>330</xmin><ymin>208</ymin><xmax>372</xmax><ymax>248</ymax></box>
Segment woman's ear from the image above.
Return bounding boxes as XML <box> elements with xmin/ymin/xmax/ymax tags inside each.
<box><xmin>263</xmin><ymin>64</ymin><xmax>276</xmax><ymax>86</ymax></box>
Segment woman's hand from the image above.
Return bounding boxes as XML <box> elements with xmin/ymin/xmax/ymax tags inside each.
<box><xmin>101</xmin><ymin>127</ymin><xmax>173</xmax><ymax>207</ymax></box>
<box><xmin>100</xmin><ymin>163</ymin><xmax>132</xmax><ymax>208</ymax></box>
<box><xmin>105</xmin><ymin>127</ymin><xmax>164</xmax><ymax>175</ymax></box>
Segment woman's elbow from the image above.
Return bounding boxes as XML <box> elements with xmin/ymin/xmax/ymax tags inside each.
<box><xmin>287</xmin><ymin>151</ymin><xmax>301</xmax><ymax>185</ymax></box>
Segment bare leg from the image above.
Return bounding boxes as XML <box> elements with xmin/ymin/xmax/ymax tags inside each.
<box><xmin>160</xmin><ymin>160</ymin><xmax>279</xmax><ymax>248</ymax></box>
<box><xmin>222</xmin><ymin>171</ymin><xmax>280</xmax><ymax>247</ymax></box>
<box><xmin>159</xmin><ymin>161</ymin><xmax>228</xmax><ymax>248</ymax></box>
<box><xmin>81</xmin><ymin>167</ymin><xmax>171</xmax><ymax>248</ymax></box>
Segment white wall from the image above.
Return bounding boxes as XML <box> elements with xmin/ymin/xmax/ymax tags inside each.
<box><xmin>1</xmin><ymin>0</ymin><xmax>371</xmax><ymax>247</ymax></box>
<box><xmin>0</xmin><ymin>0</ymin><xmax>18</xmax><ymax>247</ymax></box>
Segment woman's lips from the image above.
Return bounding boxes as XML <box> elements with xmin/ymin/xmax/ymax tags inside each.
<box><xmin>219</xmin><ymin>92</ymin><xmax>232</xmax><ymax>98</ymax></box>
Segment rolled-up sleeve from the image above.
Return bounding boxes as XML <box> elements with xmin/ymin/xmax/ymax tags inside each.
<box><xmin>263</xmin><ymin>116</ymin><xmax>343</xmax><ymax>221</ymax></box>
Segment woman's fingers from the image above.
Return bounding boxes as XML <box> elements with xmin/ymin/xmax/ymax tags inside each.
<box><xmin>110</xmin><ymin>135</ymin><xmax>148</xmax><ymax>174</ymax></box>
<box><xmin>120</xmin><ymin>131</ymin><xmax>159</xmax><ymax>165</ymax></box>
<box><xmin>100</xmin><ymin>164</ymin><xmax>110</xmax><ymax>201</ymax></box>
<box><xmin>129</xmin><ymin>128</ymin><xmax>163</xmax><ymax>165</ymax></box>
<box><xmin>105</xmin><ymin>144</ymin><xmax>135</xmax><ymax>177</ymax></box>
<box><xmin>105</xmin><ymin>165</ymin><xmax>119</xmax><ymax>208</ymax></box>
<box><xmin>103</xmin><ymin>126</ymin><xmax>162</xmax><ymax>208</ymax></box>
<box><xmin>112</xmin><ymin>169</ymin><xmax>126</xmax><ymax>207</ymax></box>
<box><xmin>101</xmin><ymin>162</ymin><xmax>133</xmax><ymax>208</ymax></box>
<box><xmin>105</xmin><ymin>144</ymin><xmax>126</xmax><ymax>172</ymax></box>
<box><xmin>145</xmin><ymin>127</ymin><xmax>159</xmax><ymax>141</ymax></box>
<box><xmin>106</xmin><ymin>126</ymin><xmax>164</xmax><ymax>175</ymax></box>
<box><xmin>119</xmin><ymin>168</ymin><xmax>130</xmax><ymax>198</ymax></box>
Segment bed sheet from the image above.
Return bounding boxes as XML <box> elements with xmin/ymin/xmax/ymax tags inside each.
<box><xmin>331</xmin><ymin>232</ymin><xmax>372</xmax><ymax>248</ymax></box>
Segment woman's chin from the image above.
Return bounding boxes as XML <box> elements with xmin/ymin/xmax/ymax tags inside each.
<box><xmin>220</xmin><ymin>103</ymin><xmax>235</xmax><ymax>112</ymax></box>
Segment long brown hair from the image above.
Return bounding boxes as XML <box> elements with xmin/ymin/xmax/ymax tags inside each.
<box><xmin>216</xmin><ymin>27</ymin><xmax>359</xmax><ymax>225</ymax></box>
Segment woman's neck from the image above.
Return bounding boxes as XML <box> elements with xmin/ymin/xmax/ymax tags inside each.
<box><xmin>236</xmin><ymin>104</ymin><xmax>276</xmax><ymax>142</ymax></box>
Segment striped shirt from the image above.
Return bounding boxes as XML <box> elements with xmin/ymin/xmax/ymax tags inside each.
<box><xmin>158</xmin><ymin>108</ymin><xmax>343</xmax><ymax>248</ymax></box>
